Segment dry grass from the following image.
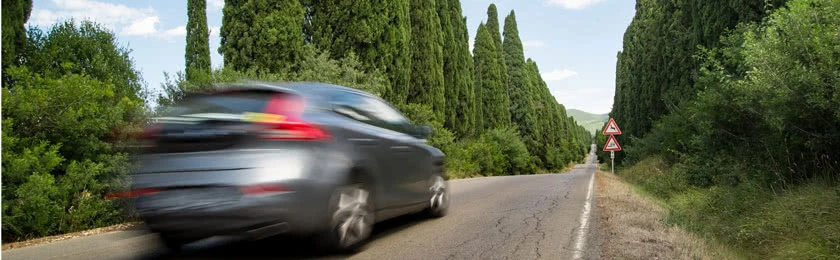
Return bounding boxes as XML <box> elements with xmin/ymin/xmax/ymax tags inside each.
<box><xmin>597</xmin><ymin>171</ymin><xmax>740</xmax><ymax>260</ymax></box>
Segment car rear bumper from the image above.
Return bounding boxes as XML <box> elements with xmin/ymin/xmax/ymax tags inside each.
<box><xmin>136</xmin><ymin>180</ymin><xmax>336</xmax><ymax>240</ymax></box>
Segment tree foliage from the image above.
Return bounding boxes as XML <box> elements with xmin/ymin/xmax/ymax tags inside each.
<box><xmin>446</xmin><ymin>0</ymin><xmax>477</xmax><ymax>138</ymax></box>
<box><xmin>2</xmin><ymin>21</ymin><xmax>147</xmax><ymax>241</ymax></box>
<box><xmin>503</xmin><ymin>11</ymin><xmax>542</xmax><ymax>166</ymax></box>
<box><xmin>305</xmin><ymin>0</ymin><xmax>411</xmax><ymax>105</ymax></box>
<box><xmin>407</xmin><ymin>0</ymin><xmax>446</xmax><ymax>121</ymax></box>
<box><xmin>1</xmin><ymin>0</ymin><xmax>32</xmax><ymax>71</ymax></box>
<box><xmin>20</xmin><ymin>21</ymin><xmax>147</xmax><ymax>103</ymax></box>
<box><xmin>473</xmin><ymin>23</ymin><xmax>511</xmax><ymax>131</ymax></box>
<box><xmin>219</xmin><ymin>0</ymin><xmax>305</xmax><ymax>73</ymax></box>
<box><xmin>185</xmin><ymin>0</ymin><xmax>212</xmax><ymax>82</ymax></box>
<box><xmin>611</xmin><ymin>0</ymin><xmax>788</xmax><ymax>160</ymax></box>
<box><xmin>622</xmin><ymin>0</ymin><xmax>839</xmax><ymax>188</ymax></box>
<box><xmin>485</xmin><ymin>4</ymin><xmax>508</xmax><ymax>94</ymax></box>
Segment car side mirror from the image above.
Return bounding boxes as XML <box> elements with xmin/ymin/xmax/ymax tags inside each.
<box><xmin>411</xmin><ymin>125</ymin><xmax>434</xmax><ymax>139</ymax></box>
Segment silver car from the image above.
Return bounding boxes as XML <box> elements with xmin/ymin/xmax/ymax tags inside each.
<box><xmin>126</xmin><ymin>81</ymin><xmax>449</xmax><ymax>252</ymax></box>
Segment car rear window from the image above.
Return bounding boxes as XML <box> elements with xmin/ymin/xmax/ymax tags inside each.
<box><xmin>163</xmin><ymin>92</ymin><xmax>273</xmax><ymax>117</ymax></box>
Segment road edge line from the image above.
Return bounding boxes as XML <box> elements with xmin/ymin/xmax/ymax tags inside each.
<box><xmin>573</xmin><ymin>170</ymin><xmax>596</xmax><ymax>259</ymax></box>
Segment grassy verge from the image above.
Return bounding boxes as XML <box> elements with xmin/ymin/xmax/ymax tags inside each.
<box><xmin>618</xmin><ymin>157</ymin><xmax>840</xmax><ymax>260</ymax></box>
<box><xmin>597</xmin><ymin>170</ymin><xmax>739</xmax><ymax>260</ymax></box>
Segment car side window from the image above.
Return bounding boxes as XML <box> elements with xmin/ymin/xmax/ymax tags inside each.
<box><xmin>332</xmin><ymin>92</ymin><xmax>374</xmax><ymax>122</ymax></box>
<box><xmin>332</xmin><ymin>92</ymin><xmax>411</xmax><ymax>133</ymax></box>
<box><xmin>363</xmin><ymin>97</ymin><xmax>411</xmax><ymax>132</ymax></box>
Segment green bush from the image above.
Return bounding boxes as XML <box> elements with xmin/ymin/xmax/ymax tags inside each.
<box><xmin>466</xmin><ymin>138</ymin><xmax>507</xmax><ymax>176</ymax></box>
<box><xmin>482</xmin><ymin>127</ymin><xmax>536</xmax><ymax>175</ymax></box>
<box><xmin>1</xmin><ymin>20</ymin><xmax>145</xmax><ymax>242</ymax></box>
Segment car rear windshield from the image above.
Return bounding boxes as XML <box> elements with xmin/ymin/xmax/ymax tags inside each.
<box><xmin>162</xmin><ymin>91</ymin><xmax>275</xmax><ymax>117</ymax></box>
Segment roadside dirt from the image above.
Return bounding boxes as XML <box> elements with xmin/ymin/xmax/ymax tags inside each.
<box><xmin>1</xmin><ymin>222</ymin><xmax>142</xmax><ymax>251</ymax></box>
<box><xmin>596</xmin><ymin>171</ymin><xmax>736</xmax><ymax>260</ymax></box>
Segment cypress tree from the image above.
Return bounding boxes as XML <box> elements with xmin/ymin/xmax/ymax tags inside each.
<box><xmin>305</xmin><ymin>0</ymin><xmax>412</xmax><ymax>104</ymax></box>
<box><xmin>385</xmin><ymin>0</ymin><xmax>412</xmax><ymax>104</ymax></box>
<box><xmin>612</xmin><ymin>0</ymin><xmax>789</xmax><ymax>142</ymax></box>
<box><xmin>1</xmin><ymin>0</ymin><xmax>32</xmax><ymax>70</ymax></box>
<box><xmin>408</xmin><ymin>0</ymin><xmax>446</xmax><ymax>120</ymax></box>
<box><xmin>503</xmin><ymin>11</ymin><xmax>542</xmax><ymax>165</ymax></box>
<box><xmin>185</xmin><ymin>0</ymin><xmax>212</xmax><ymax>81</ymax></box>
<box><xmin>219</xmin><ymin>0</ymin><xmax>304</xmax><ymax>73</ymax></box>
<box><xmin>437</xmin><ymin>0</ymin><xmax>457</xmax><ymax>132</ymax></box>
<box><xmin>485</xmin><ymin>4</ymin><xmax>508</xmax><ymax>94</ymax></box>
<box><xmin>473</xmin><ymin>23</ymin><xmax>511</xmax><ymax>131</ymax></box>
<box><xmin>449</xmin><ymin>0</ymin><xmax>476</xmax><ymax>137</ymax></box>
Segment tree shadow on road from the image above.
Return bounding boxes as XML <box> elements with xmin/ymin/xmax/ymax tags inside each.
<box><xmin>135</xmin><ymin>213</ymin><xmax>430</xmax><ymax>260</ymax></box>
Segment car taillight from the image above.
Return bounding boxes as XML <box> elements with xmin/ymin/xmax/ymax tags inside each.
<box><xmin>105</xmin><ymin>188</ymin><xmax>161</xmax><ymax>199</ymax></box>
<box><xmin>141</xmin><ymin>124</ymin><xmax>160</xmax><ymax>140</ymax></box>
<box><xmin>240</xmin><ymin>184</ymin><xmax>291</xmax><ymax>195</ymax></box>
<box><xmin>258</xmin><ymin>94</ymin><xmax>330</xmax><ymax>141</ymax></box>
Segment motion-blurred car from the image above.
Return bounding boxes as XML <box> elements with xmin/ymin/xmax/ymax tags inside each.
<box><xmin>123</xmin><ymin>81</ymin><xmax>449</xmax><ymax>252</ymax></box>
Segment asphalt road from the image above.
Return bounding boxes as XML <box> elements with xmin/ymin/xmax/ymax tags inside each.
<box><xmin>3</xmin><ymin>147</ymin><xmax>600</xmax><ymax>260</ymax></box>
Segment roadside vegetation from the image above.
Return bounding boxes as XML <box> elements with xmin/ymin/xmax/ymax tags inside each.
<box><xmin>600</xmin><ymin>0</ymin><xmax>840</xmax><ymax>259</ymax></box>
<box><xmin>1</xmin><ymin>0</ymin><xmax>590</xmax><ymax>242</ymax></box>
<box><xmin>596</xmin><ymin>170</ymin><xmax>740</xmax><ymax>260</ymax></box>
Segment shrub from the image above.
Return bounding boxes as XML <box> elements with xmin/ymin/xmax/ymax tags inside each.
<box><xmin>1</xmin><ymin>20</ymin><xmax>146</xmax><ymax>242</ymax></box>
<box><xmin>481</xmin><ymin>127</ymin><xmax>537</xmax><ymax>175</ymax></box>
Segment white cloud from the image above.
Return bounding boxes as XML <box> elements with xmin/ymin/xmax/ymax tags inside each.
<box><xmin>542</xmin><ymin>68</ymin><xmax>579</xmax><ymax>81</ymax></box>
<box><xmin>161</xmin><ymin>25</ymin><xmax>186</xmax><ymax>38</ymax></box>
<box><xmin>546</xmin><ymin>0</ymin><xmax>606</xmax><ymax>9</ymax></box>
<box><xmin>159</xmin><ymin>25</ymin><xmax>220</xmax><ymax>40</ymax></box>
<box><xmin>523</xmin><ymin>40</ymin><xmax>545</xmax><ymax>48</ymax></box>
<box><xmin>122</xmin><ymin>16</ymin><xmax>159</xmax><ymax>36</ymax></box>
<box><xmin>210</xmin><ymin>0</ymin><xmax>225</xmax><ymax>10</ymax></box>
<box><xmin>30</xmin><ymin>0</ymin><xmax>161</xmax><ymax>36</ymax></box>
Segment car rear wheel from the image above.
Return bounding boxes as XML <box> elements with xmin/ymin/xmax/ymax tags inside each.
<box><xmin>425</xmin><ymin>175</ymin><xmax>449</xmax><ymax>218</ymax></box>
<box><xmin>318</xmin><ymin>182</ymin><xmax>374</xmax><ymax>253</ymax></box>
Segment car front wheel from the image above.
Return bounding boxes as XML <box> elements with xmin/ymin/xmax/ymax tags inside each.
<box><xmin>425</xmin><ymin>175</ymin><xmax>449</xmax><ymax>218</ymax></box>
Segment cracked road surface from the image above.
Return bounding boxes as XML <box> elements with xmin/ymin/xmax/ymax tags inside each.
<box><xmin>3</xmin><ymin>148</ymin><xmax>600</xmax><ymax>260</ymax></box>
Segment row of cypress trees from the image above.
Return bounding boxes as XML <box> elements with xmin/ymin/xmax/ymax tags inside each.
<box><xmin>185</xmin><ymin>0</ymin><xmax>591</xmax><ymax>170</ymax></box>
<box><xmin>610</xmin><ymin>0</ymin><xmax>789</xmax><ymax>162</ymax></box>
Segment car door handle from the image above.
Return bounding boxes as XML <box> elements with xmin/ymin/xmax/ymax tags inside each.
<box><xmin>349</xmin><ymin>138</ymin><xmax>378</xmax><ymax>145</ymax></box>
<box><xmin>391</xmin><ymin>145</ymin><xmax>411</xmax><ymax>151</ymax></box>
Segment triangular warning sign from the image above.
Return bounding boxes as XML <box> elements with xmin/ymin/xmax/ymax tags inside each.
<box><xmin>603</xmin><ymin>135</ymin><xmax>622</xmax><ymax>151</ymax></box>
<box><xmin>602</xmin><ymin>118</ymin><xmax>622</xmax><ymax>135</ymax></box>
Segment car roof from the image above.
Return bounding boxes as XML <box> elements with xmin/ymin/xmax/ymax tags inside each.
<box><xmin>215</xmin><ymin>81</ymin><xmax>376</xmax><ymax>98</ymax></box>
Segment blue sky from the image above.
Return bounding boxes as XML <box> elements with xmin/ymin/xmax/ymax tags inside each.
<box><xmin>28</xmin><ymin>0</ymin><xmax>634</xmax><ymax>114</ymax></box>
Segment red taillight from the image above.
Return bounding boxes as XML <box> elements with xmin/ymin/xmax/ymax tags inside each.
<box><xmin>105</xmin><ymin>188</ymin><xmax>161</xmax><ymax>200</ymax></box>
<box><xmin>141</xmin><ymin>124</ymin><xmax>161</xmax><ymax>140</ymax></box>
<box><xmin>240</xmin><ymin>184</ymin><xmax>291</xmax><ymax>195</ymax></box>
<box><xmin>258</xmin><ymin>94</ymin><xmax>330</xmax><ymax>141</ymax></box>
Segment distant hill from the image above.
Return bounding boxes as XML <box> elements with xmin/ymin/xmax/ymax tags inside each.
<box><xmin>567</xmin><ymin>109</ymin><xmax>609</xmax><ymax>134</ymax></box>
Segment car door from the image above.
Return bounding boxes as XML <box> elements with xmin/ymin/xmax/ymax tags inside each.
<box><xmin>331</xmin><ymin>92</ymin><xmax>416</xmax><ymax>208</ymax></box>
<box><xmin>359</xmin><ymin>97</ymin><xmax>430</xmax><ymax>205</ymax></box>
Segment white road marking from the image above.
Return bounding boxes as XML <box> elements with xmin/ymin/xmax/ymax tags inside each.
<box><xmin>573</xmin><ymin>170</ymin><xmax>596</xmax><ymax>259</ymax></box>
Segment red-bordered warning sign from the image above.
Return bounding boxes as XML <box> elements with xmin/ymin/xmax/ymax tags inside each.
<box><xmin>603</xmin><ymin>135</ymin><xmax>622</xmax><ymax>151</ymax></box>
<box><xmin>602</xmin><ymin>118</ymin><xmax>622</xmax><ymax>135</ymax></box>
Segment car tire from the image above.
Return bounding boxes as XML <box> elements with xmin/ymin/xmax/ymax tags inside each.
<box><xmin>424</xmin><ymin>175</ymin><xmax>449</xmax><ymax>218</ymax></box>
<box><xmin>317</xmin><ymin>181</ymin><xmax>375</xmax><ymax>253</ymax></box>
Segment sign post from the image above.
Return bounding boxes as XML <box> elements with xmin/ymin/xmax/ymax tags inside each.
<box><xmin>602</xmin><ymin>119</ymin><xmax>622</xmax><ymax>174</ymax></box>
